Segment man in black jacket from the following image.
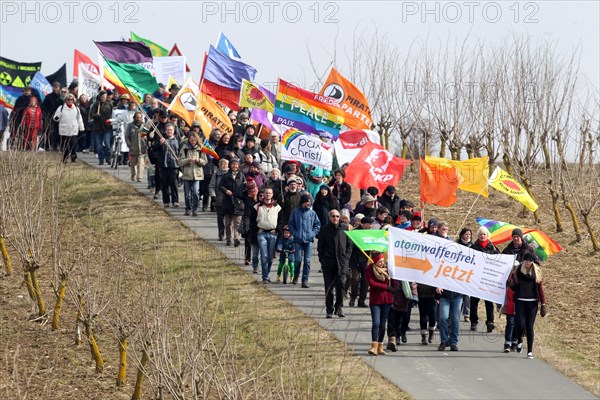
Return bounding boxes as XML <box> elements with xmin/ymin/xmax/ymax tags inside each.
<box><xmin>317</xmin><ymin>210</ymin><xmax>353</xmax><ymax>318</ymax></box>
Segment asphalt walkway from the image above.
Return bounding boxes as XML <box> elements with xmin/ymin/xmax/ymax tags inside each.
<box><xmin>80</xmin><ymin>154</ymin><xmax>597</xmax><ymax>400</ymax></box>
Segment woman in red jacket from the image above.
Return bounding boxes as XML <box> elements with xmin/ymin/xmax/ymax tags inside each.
<box><xmin>365</xmin><ymin>252</ymin><xmax>394</xmax><ymax>355</ymax></box>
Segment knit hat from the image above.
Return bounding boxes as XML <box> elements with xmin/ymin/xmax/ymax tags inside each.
<box><xmin>287</xmin><ymin>175</ymin><xmax>298</xmax><ymax>184</ymax></box>
<box><xmin>377</xmin><ymin>206</ymin><xmax>390</xmax><ymax>215</ymax></box>
<box><xmin>523</xmin><ymin>251</ymin><xmax>537</xmax><ymax>262</ymax></box>
<box><xmin>300</xmin><ymin>193</ymin><xmax>312</xmax><ymax>204</ymax></box>
<box><xmin>512</xmin><ymin>228</ymin><xmax>524</xmax><ymax>238</ymax></box>
<box><xmin>410</xmin><ymin>211</ymin><xmax>422</xmax><ymax>221</ymax></box>
<box><xmin>399</xmin><ymin>199</ymin><xmax>414</xmax><ymax>209</ymax></box>
<box><xmin>282</xmin><ymin>225</ymin><xmax>291</xmax><ymax>232</ymax></box>
<box><xmin>361</xmin><ymin>216</ymin><xmax>374</xmax><ymax>224</ymax></box>
<box><xmin>354</xmin><ymin>213</ymin><xmax>365</xmax><ymax>223</ymax></box>
<box><xmin>428</xmin><ymin>218</ymin><xmax>439</xmax><ymax>228</ymax></box>
<box><xmin>251</xmin><ymin>161</ymin><xmax>261</xmax><ymax>168</ymax></box>
<box><xmin>229</xmin><ymin>158</ymin><xmax>240</xmax><ymax>165</ymax></box>
<box><xmin>371</xmin><ymin>253</ymin><xmax>385</xmax><ymax>264</ymax></box>
<box><xmin>385</xmin><ymin>185</ymin><xmax>396</xmax><ymax>193</ymax></box>
<box><xmin>238</xmin><ymin>112</ymin><xmax>249</xmax><ymax>120</ymax></box>
<box><xmin>361</xmin><ymin>193</ymin><xmax>376</xmax><ymax>204</ymax></box>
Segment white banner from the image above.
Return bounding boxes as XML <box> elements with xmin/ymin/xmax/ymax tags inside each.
<box><xmin>140</xmin><ymin>56</ymin><xmax>186</xmax><ymax>86</ymax></box>
<box><xmin>334</xmin><ymin>129</ymin><xmax>380</xmax><ymax>166</ymax></box>
<box><xmin>387</xmin><ymin>227</ymin><xmax>515</xmax><ymax>304</ymax></box>
<box><xmin>79</xmin><ymin>65</ymin><xmax>102</xmax><ymax>100</ymax></box>
<box><xmin>280</xmin><ymin>129</ymin><xmax>333</xmax><ymax>170</ymax></box>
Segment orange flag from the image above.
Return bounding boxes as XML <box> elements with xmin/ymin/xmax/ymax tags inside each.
<box><xmin>195</xmin><ymin>91</ymin><xmax>233</xmax><ymax>137</ymax></box>
<box><xmin>167</xmin><ymin>78</ymin><xmax>198</xmax><ymax>126</ymax></box>
<box><xmin>420</xmin><ymin>158</ymin><xmax>464</xmax><ymax>207</ymax></box>
<box><xmin>320</xmin><ymin>67</ymin><xmax>372</xmax><ymax>130</ymax></box>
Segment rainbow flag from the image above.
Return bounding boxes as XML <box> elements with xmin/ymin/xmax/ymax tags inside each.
<box><xmin>201</xmin><ymin>138</ymin><xmax>219</xmax><ymax>160</ymax></box>
<box><xmin>476</xmin><ymin>218</ymin><xmax>562</xmax><ymax>261</ymax></box>
<box><xmin>274</xmin><ymin>79</ymin><xmax>344</xmax><ymax>140</ymax></box>
<box><xmin>281</xmin><ymin>128</ymin><xmax>304</xmax><ymax>149</ymax></box>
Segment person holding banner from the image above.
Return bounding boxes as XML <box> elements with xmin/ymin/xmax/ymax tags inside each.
<box><xmin>435</xmin><ymin>287</ymin><xmax>464</xmax><ymax>352</ymax></box>
<box><xmin>470</xmin><ymin>226</ymin><xmax>501</xmax><ymax>332</ymax></box>
<box><xmin>365</xmin><ymin>252</ymin><xmax>394</xmax><ymax>356</ymax></box>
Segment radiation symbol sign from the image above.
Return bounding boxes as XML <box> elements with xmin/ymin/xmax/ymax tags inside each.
<box><xmin>180</xmin><ymin>91</ymin><xmax>197</xmax><ymax>111</ymax></box>
<box><xmin>0</xmin><ymin>71</ymin><xmax>12</xmax><ymax>86</ymax></box>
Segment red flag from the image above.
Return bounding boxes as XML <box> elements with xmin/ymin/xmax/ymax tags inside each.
<box><xmin>419</xmin><ymin>158</ymin><xmax>464</xmax><ymax>207</ymax></box>
<box><xmin>344</xmin><ymin>142</ymin><xmax>412</xmax><ymax>193</ymax></box>
<box><xmin>74</xmin><ymin>49</ymin><xmax>99</xmax><ymax>78</ymax></box>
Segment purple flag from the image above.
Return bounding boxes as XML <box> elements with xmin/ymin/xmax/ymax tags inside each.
<box><xmin>94</xmin><ymin>41</ymin><xmax>153</xmax><ymax>64</ymax></box>
<box><xmin>251</xmin><ymin>85</ymin><xmax>276</xmax><ymax>131</ymax></box>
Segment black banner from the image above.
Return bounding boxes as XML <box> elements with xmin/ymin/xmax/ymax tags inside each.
<box><xmin>0</xmin><ymin>56</ymin><xmax>42</xmax><ymax>89</ymax></box>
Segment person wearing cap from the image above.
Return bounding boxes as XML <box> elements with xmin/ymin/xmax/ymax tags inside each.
<box><xmin>219</xmin><ymin>158</ymin><xmax>245</xmax><ymax>246</ymax></box>
<box><xmin>378</xmin><ymin>185</ymin><xmax>400</xmax><ymax>223</ymax></box>
<box><xmin>277</xmin><ymin>176</ymin><xmax>302</xmax><ymax>233</ymax></box>
<box><xmin>245</xmin><ymin>161</ymin><xmax>266</xmax><ymax>188</ymax></box>
<box><xmin>258</xmin><ymin>139</ymin><xmax>278</xmax><ymax>174</ymax></box>
<box><xmin>502</xmin><ymin>228</ymin><xmax>538</xmax><ymax>263</ymax></box>
<box><xmin>349</xmin><ymin>216</ymin><xmax>373</xmax><ymax>308</ymax></box>
<box><xmin>243</xmin><ymin>124</ymin><xmax>257</xmax><ymax>142</ymax></box>
<box><xmin>423</xmin><ymin>218</ymin><xmax>439</xmax><ymax>234</ymax></box>
<box><xmin>313</xmin><ymin>184</ymin><xmax>340</xmax><ymax>228</ymax></box>
<box><xmin>355</xmin><ymin>193</ymin><xmax>377</xmax><ymax>219</ymax></box>
<box><xmin>317</xmin><ymin>209</ymin><xmax>353</xmax><ymax>318</ymax></box>
<box><xmin>241</xmin><ymin>136</ymin><xmax>260</xmax><ymax>161</ymax></box>
<box><xmin>507</xmin><ymin>251</ymin><xmax>547</xmax><ymax>359</ymax></box>
<box><xmin>365</xmin><ymin>251</ymin><xmax>394</xmax><ymax>356</ymax></box>
<box><xmin>90</xmin><ymin>90</ymin><xmax>113</xmax><ymax>165</ymax></box>
<box><xmin>264</xmin><ymin>168</ymin><xmax>282</xmax><ymax>202</ymax></box>
<box><xmin>165</xmin><ymin>83</ymin><xmax>180</xmax><ymax>104</ymax></box>
<box><xmin>234</xmin><ymin>111</ymin><xmax>251</xmax><ymax>135</ymax></box>
<box><xmin>470</xmin><ymin>226</ymin><xmax>500</xmax><ymax>332</ymax></box>
<box><xmin>329</xmin><ymin>169</ymin><xmax>352</xmax><ymax>210</ymax></box>
<box><xmin>116</xmin><ymin>93</ymin><xmax>130</xmax><ymax>110</ymax></box>
<box><xmin>406</xmin><ymin>211</ymin><xmax>423</xmax><ymax>231</ymax></box>
<box><xmin>287</xmin><ymin>193</ymin><xmax>320</xmax><ymax>287</ymax></box>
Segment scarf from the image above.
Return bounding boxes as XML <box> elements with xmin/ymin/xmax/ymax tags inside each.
<box><xmin>372</xmin><ymin>264</ymin><xmax>389</xmax><ymax>282</ymax></box>
<box><xmin>477</xmin><ymin>239</ymin><xmax>490</xmax><ymax>249</ymax></box>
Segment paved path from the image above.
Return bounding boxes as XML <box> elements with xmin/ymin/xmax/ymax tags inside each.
<box><xmin>81</xmin><ymin>155</ymin><xmax>597</xmax><ymax>400</ymax></box>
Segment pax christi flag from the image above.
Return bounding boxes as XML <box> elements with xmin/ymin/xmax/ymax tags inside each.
<box><xmin>344</xmin><ymin>142</ymin><xmax>412</xmax><ymax>193</ymax></box>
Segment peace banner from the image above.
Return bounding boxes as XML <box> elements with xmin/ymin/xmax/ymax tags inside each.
<box><xmin>387</xmin><ymin>227</ymin><xmax>515</xmax><ymax>304</ymax></box>
<box><xmin>280</xmin><ymin>128</ymin><xmax>333</xmax><ymax>169</ymax></box>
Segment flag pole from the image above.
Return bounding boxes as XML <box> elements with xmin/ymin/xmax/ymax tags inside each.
<box><xmin>455</xmin><ymin>183</ymin><xmax>489</xmax><ymax>238</ymax></box>
<box><xmin>96</xmin><ymin>50</ymin><xmax>178</xmax><ymax>159</ymax></box>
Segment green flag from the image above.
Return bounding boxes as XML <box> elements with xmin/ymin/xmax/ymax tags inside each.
<box><xmin>130</xmin><ymin>32</ymin><xmax>169</xmax><ymax>57</ymax></box>
<box><xmin>345</xmin><ymin>230</ymin><xmax>389</xmax><ymax>252</ymax></box>
<box><xmin>105</xmin><ymin>59</ymin><xmax>158</xmax><ymax>102</ymax></box>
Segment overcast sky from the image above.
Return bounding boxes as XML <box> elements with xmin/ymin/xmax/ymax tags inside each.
<box><xmin>1</xmin><ymin>1</ymin><xmax>598</xmax><ymax>91</ymax></box>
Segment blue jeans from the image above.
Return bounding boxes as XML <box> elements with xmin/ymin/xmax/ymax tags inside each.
<box><xmin>439</xmin><ymin>296</ymin><xmax>463</xmax><ymax>345</ymax></box>
<box><xmin>293</xmin><ymin>242</ymin><xmax>312</xmax><ymax>284</ymax></box>
<box><xmin>370</xmin><ymin>304</ymin><xmax>391</xmax><ymax>342</ymax></box>
<box><xmin>183</xmin><ymin>180</ymin><xmax>200</xmax><ymax>211</ymax></box>
<box><xmin>94</xmin><ymin>129</ymin><xmax>111</xmax><ymax>163</ymax></box>
<box><xmin>257</xmin><ymin>231</ymin><xmax>277</xmax><ymax>281</ymax></box>
<box><xmin>504</xmin><ymin>314</ymin><xmax>517</xmax><ymax>345</ymax></box>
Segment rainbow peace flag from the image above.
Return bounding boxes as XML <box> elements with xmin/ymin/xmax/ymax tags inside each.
<box><xmin>281</xmin><ymin>128</ymin><xmax>304</xmax><ymax>150</ymax></box>
<box><xmin>201</xmin><ymin>138</ymin><xmax>219</xmax><ymax>160</ymax></box>
<box><xmin>274</xmin><ymin>79</ymin><xmax>344</xmax><ymax>139</ymax></box>
<box><xmin>476</xmin><ymin>218</ymin><xmax>562</xmax><ymax>261</ymax></box>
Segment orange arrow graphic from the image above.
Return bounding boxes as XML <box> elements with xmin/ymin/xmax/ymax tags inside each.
<box><xmin>394</xmin><ymin>256</ymin><xmax>434</xmax><ymax>273</ymax></box>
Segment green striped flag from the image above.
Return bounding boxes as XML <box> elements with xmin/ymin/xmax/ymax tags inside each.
<box><xmin>345</xmin><ymin>230</ymin><xmax>389</xmax><ymax>252</ymax></box>
<box><xmin>130</xmin><ymin>31</ymin><xmax>169</xmax><ymax>57</ymax></box>
<box><xmin>105</xmin><ymin>59</ymin><xmax>159</xmax><ymax>102</ymax></box>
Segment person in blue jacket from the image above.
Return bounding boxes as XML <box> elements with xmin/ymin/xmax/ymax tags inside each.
<box><xmin>287</xmin><ymin>193</ymin><xmax>321</xmax><ymax>288</ymax></box>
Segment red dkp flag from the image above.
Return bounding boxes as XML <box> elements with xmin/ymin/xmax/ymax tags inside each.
<box><xmin>344</xmin><ymin>142</ymin><xmax>412</xmax><ymax>192</ymax></box>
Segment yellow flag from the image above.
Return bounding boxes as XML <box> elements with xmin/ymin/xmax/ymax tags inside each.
<box><xmin>425</xmin><ymin>156</ymin><xmax>489</xmax><ymax>197</ymax></box>
<box><xmin>488</xmin><ymin>167</ymin><xmax>539</xmax><ymax>212</ymax></box>
<box><xmin>167</xmin><ymin>78</ymin><xmax>198</xmax><ymax>127</ymax></box>
<box><xmin>239</xmin><ymin>79</ymin><xmax>274</xmax><ymax>112</ymax></box>
<box><xmin>196</xmin><ymin>91</ymin><xmax>234</xmax><ymax>137</ymax></box>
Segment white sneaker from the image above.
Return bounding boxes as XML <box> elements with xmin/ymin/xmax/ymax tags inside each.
<box><xmin>526</xmin><ymin>352</ymin><xmax>533</xmax><ymax>359</ymax></box>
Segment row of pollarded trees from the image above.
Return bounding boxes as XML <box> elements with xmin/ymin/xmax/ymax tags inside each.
<box><xmin>0</xmin><ymin>151</ymin><xmax>369</xmax><ymax>400</ymax></box>
<box><xmin>341</xmin><ymin>32</ymin><xmax>600</xmax><ymax>252</ymax></box>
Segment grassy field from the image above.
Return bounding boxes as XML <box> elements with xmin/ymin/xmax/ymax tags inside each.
<box><xmin>0</xmin><ymin>155</ymin><xmax>410</xmax><ymax>400</ymax></box>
